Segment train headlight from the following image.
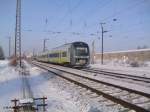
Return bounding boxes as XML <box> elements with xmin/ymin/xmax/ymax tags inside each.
<box><xmin>79</xmin><ymin>60</ymin><xmax>86</xmax><ymax>64</ymax></box>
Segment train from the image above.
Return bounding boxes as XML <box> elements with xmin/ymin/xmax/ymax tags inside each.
<box><xmin>36</xmin><ymin>41</ymin><xmax>90</xmax><ymax>67</ymax></box>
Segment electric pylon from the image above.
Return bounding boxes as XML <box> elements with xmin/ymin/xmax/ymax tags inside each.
<box><xmin>15</xmin><ymin>0</ymin><xmax>22</xmax><ymax>67</ymax></box>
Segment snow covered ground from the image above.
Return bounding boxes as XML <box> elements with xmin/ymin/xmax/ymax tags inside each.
<box><xmin>90</xmin><ymin>60</ymin><xmax>150</xmax><ymax>78</ymax></box>
<box><xmin>1</xmin><ymin>60</ymin><xmax>121</xmax><ymax>112</ymax></box>
<box><xmin>24</xmin><ymin>61</ymin><xmax>117</xmax><ymax>112</ymax></box>
<box><xmin>25</xmin><ymin>63</ymin><xmax>82</xmax><ymax>112</ymax></box>
<box><xmin>0</xmin><ymin>60</ymin><xmax>22</xmax><ymax>111</ymax></box>
<box><xmin>2</xmin><ymin>59</ymin><xmax>146</xmax><ymax>112</ymax></box>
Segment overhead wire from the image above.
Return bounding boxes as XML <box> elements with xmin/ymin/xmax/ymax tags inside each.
<box><xmin>80</xmin><ymin>0</ymin><xmax>112</xmax><ymax>27</ymax></box>
<box><xmin>42</xmin><ymin>0</ymin><xmax>66</xmax><ymax>32</ymax></box>
<box><xmin>101</xmin><ymin>0</ymin><xmax>148</xmax><ymax>22</ymax></box>
<box><xmin>88</xmin><ymin>0</ymin><xmax>148</xmax><ymax>28</ymax></box>
<box><xmin>52</xmin><ymin>0</ymin><xmax>82</xmax><ymax>30</ymax></box>
<box><xmin>46</xmin><ymin>0</ymin><xmax>149</xmax><ymax>42</ymax></box>
<box><xmin>104</xmin><ymin>1</ymin><xmax>149</xmax><ymax>37</ymax></box>
<box><xmin>56</xmin><ymin>0</ymin><xmax>85</xmax><ymax>35</ymax></box>
<box><xmin>77</xmin><ymin>0</ymin><xmax>113</xmax><ymax>35</ymax></box>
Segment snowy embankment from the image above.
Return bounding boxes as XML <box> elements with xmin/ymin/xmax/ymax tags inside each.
<box><xmin>27</xmin><ymin>66</ymin><xmax>81</xmax><ymax>112</ymax></box>
<box><xmin>0</xmin><ymin>60</ymin><xmax>127</xmax><ymax>112</ymax></box>
<box><xmin>90</xmin><ymin>60</ymin><xmax>150</xmax><ymax>78</ymax></box>
<box><xmin>0</xmin><ymin>60</ymin><xmax>22</xmax><ymax>111</ymax></box>
<box><xmin>24</xmin><ymin>61</ymin><xmax>117</xmax><ymax>112</ymax></box>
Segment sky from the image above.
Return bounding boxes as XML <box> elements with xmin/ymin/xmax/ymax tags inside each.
<box><xmin>0</xmin><ymin>0</ymin><xmax>150</xmax><ymax>56</ymax></box>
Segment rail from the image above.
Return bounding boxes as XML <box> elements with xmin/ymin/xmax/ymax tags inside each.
<box><xmin>32</xmin><ymin>61</ymin><xmax>150</xmax><ymax>112</ymax></box>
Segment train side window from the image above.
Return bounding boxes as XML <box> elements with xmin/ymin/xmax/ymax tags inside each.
<box><xmin>48</xmin><ymin>54</ymin><xmax>52</xmax><ymax>57</ymax></box>
<box><xmin>48</xmin><ymin>52</ymin><xmax>60</xmax><ymax>58</ymax></box>
<box><xmin>62</xmin><ymin>52</ymin><xmax>67</xmax><ymax>57</ymax></box>
<box><xmin>53</xmin><ymin>53</ymin><xmax>55</xmax><ymax>57</ymax></box>
<box><xmin>56</xmin><ymin>53</ymin><xmax>59</xmax><ymax>57</ymax></box>
<box><xmin>57</xmin><ymin>53</ymin><xmax>60</xmax><ymax>57</ymax></box>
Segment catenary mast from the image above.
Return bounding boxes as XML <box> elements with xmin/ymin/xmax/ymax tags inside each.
<box><xmin>15</xmin><ymin>0</ymin><xmax>22</xmax><ymax>67</ymax></box>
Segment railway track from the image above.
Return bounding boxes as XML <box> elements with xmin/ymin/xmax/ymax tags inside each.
<box><xmin>12</xmin><ymin>62</ymin><xmax>47</xmax><ymax>112</ymax></box>
<box><xmin>21</xmin><ymin>64</ymin><xmax>33</xmax><ymax>99</ymax></box>
<box><xmin>32</xmin><ymin>61</ymin><xmax>150</xmax><ymax>112</ymax></box>
<box><xmin>81</xmin><ymin>68</ymin><xmax>150</xmax><ymax>87</ymax></box>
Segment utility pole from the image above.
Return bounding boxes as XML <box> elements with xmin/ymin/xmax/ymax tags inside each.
<box><xmin>8</xmin><ymin>37</ymin><xmax>11</xmax><ymax>57</ymax></box>
<box><xmin>33</xmin><ymin>49</ymin><xmax>35</xmax><ymax>57</ymax></box>
<box><xmin>15</xmin><ymin>0</ymin><xmax>22</xmax><ymax>67</ymax></box>
<box><xmin>43</xmin><ymin>38</ymin><xmax>49</xmax><ymax>52</ymax></box>
<box><xmin>91</xmin><ymin>40</ymin><xmax>95</xmax><ymax>64</ymax></box>
<box><xmin>100</xmin><ymin>23</ymin><xmax>107</xmax><ymax>65</ymax></box>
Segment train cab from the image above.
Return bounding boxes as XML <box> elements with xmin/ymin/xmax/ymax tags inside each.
<box><xmin>71</xmin><ymin>42</ymin><xmax>90</xmax><ymax>67</ymax></box>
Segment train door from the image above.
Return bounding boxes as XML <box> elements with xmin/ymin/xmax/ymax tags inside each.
<box><xmin>67</xmin><ymin>46</ymin><xmax>70</xmax><ymax>63</ymax></box>
<box><xmin>70</xmin><ymin>45</ymin><xmax>75</xmax><ymax>66</ymax></box>
<box><xmin>59</xmin><ymin>50</ymin><xmax>61</xmax><ymax>64</ymax></box>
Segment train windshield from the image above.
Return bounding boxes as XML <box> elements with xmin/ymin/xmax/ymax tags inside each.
<box><xmin>75</xmin><ymin>47</ymin><xmax>88</xmax><ymax>56</ymax></box>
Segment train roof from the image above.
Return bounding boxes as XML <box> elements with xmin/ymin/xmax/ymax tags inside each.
<box><xmin>38</xmin><ymin>41</ymin><xmax>88</xmax><ymax>55</ymax></box>
<box><xmin>53</xmin><ymin>41</ymin><xmax>88</xmax><ymax>49</ymax></box>
<box><xmin>72</xmin><ymin>41</ymin><xmax>88</xmax><ymax>46</ymax></box>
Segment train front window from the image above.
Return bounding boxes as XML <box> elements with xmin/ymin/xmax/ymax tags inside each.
<box><xmin>75</xmin><ymin>47</ymin><xmax>88</xmax><ymax>56</ymax></box>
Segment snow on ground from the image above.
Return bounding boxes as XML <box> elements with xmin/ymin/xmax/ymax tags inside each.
<box><xmin>34</xmin><ymin>61</ymin><xmax>150</xmax><ymax>95</ymax></box>
<box><xmin>0</xmin><ymin>60</ymin><xmax>112</xmax><ymax>112</ymax></box>
<box><xmin>90</xmin><ymin>60</ymin><xmax>150</xmax><ymax>78</ymax></box>
<box><xmin>0</xmin><ymin>60</ymin><xmax>22</xmax><ymax>111</ymax></box>
<box><xmin>1</xmin><ymin>60</ymin><xmax>134</xmax><ymax>112</ymax></box>
<box><xmin>24</xmin><ymin>61</ymin><xmax>120</xmax><ymax>112</ymax></box>
<box><xmin>27</xmin><ymin>66</ymin><xmax>81</xmax><ymax>112</ymax></box>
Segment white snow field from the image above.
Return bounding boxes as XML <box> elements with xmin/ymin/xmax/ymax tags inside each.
<box><xmin>0</xmin><ymin>60</ymin><xmax>22</xmax><ymax>111</ymax></box>
<box><xmin>3</xmin><ymin>59</ymin><xmax>145</xmax><ymax>112</ymax></box>
<box><xmin>90</xmin><ymin>60</ymin><xmax>150</xmax><ymax>78</ymax></box>
<box><xmin>24</xmin><ymin>61</ymin><xmax>116</xmax><ymax>112</ymax></box>
<box><xmin>1</xmin><ymin>60</ymin><xmax>121</xmax><ymax>112</ymax></box>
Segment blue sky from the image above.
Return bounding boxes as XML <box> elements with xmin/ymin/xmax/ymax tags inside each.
<box><xmin>0</xmin><ymin>0</ymin><xmax>150</xmax><ymax>56</ymax></box>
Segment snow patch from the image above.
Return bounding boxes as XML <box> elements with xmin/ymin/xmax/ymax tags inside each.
<box><xmin>91</xmin><ymin>59</ymin><xmax>150</xmax><ymax>78</ymax></box>
<box><xmin>0</xmin><ymin>60</ymin><xmax>22</xmax><ymax>111</ymax></box>
<box><xmin>24</xmin><ymin>62</ymin><xmax>119</xmax><ymax>112</ymax></box>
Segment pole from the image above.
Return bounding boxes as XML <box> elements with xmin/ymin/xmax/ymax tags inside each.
<box><xmin>33</xmin><ymin>49</ymin><xmax>35</xmax><ymax>57</ymax></box>
<box><xmin>15</xmin><ymin>0</ymin><xmax>22</xmax><ymax>67</ymax></box>
<box><xmin>11</xmin><ymin>99</ymin><xmax>19</xmax><ymax>112</ymax></box>
<box><xmin>100</xmin><ymin>20</ymin><xmax>115</xmax><ymax>65</ymax></box>
<box><xmin>43</xmin><ymin>39</ymin><xmax>46</xmax><ymax>52</ymax></box>
<box><xmin>100</xmin><ymin>23</ymin><xmax>107</xmax><ymax>65</ymax></box>
<box><xmin>91</xmin><ymin>40</ymin><xmax>95</xmax><ymax>64</ymax></box>
<box><xmin>101</xmin><ymin>25</ymin><xmax>103</xmax><ymax>65</ymax></box>
<box><xmin>14</xmin><ymin>0</ymin><xmax>17</xmax><ymax>57</ymax></box>
<box><xmin>8</xmin><ymin>37</ymin><xmax>11</xmax><ymax>57</ymax></box>
<box><xmin>43</xmin><ymin>96</ymin><xmax>46</xmax><ymax>112</ymax></box>
<box><xmin>100</xmin><ymin>23</ymin><xmax>105</xmax><ymax>65</ymax></box>
<box><xmin>43</xmin><ymin>38</ymin><xmax>49</xmax><ymax>52</ymax></box>
<box><xmin>19</xmin><ymin>0</ymin><xmax>21</xmax><ymax>67</ymax></box>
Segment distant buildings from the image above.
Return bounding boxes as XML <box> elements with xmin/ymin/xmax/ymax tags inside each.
<box><xmin>95</xmin><ymin>49</ymin><xmax>150</xmax><ymax>66</ymax></box>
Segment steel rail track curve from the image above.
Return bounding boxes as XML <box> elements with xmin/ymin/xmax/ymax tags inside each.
<box><xmin>33</xmin><ymin>61</ymin><xmax>150</xmax><ymax>98</ymax></box>
<box><xmin>81</xmin><ymin>68</ymin><xmax>150</xmax><ymax>83</ymax></box>
<box><xmin>32</xmin><ymin>61</ymin><xmax>150</xmax><ymax>112</ymax></box>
